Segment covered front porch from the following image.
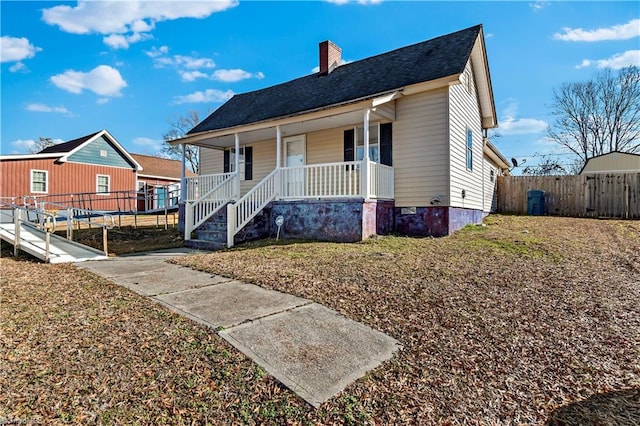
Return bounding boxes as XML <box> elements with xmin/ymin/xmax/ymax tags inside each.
<box><xmin>174</xmin><ymin>94</ymin><xmax>398</xmax><ymax>248</ymax></box>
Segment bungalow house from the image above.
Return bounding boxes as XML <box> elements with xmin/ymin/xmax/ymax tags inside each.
<box><xmin>131</xmin><ymin>154</ymin><xmax>196</xmax><ymax>211</ymax></box>
<box><xmin>0</xmin><ymin>130</ymin><xmax>142</xmax><ymax>212</ymax></box>
<box><xmin>579</xmin><ymin>151</ymin><xmax>640</xmax><ymax>174</ymax></box>
<box><xmin>171</xmin><ymin>25</ymin><xmax>510</xmax><ymax>249</ymax></box>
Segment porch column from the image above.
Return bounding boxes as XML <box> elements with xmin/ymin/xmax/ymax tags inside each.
<box><xmin>276</xmin><ymin>125</ymin><xmax>282</xmax><ymax>199</ymax></box>
<box><xmin>362</xmin><ymin>108</ymin><xmax>371</xmax><ymax>199</ymax></box>
<box><xmin>234</xmin><ymin>133</ymin><xmax>241</xmax><ymax>198</ymax></box>
<box><xmin>180</xmin><ymin>143</ymin><xmax>187</xmax><ymax>203</ymax></box>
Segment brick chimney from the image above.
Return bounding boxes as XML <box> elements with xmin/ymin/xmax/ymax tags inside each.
<box><xmin>319</xmin><ymin>40</ymin><xmax>341</xmax><ymax>75</ymax></box>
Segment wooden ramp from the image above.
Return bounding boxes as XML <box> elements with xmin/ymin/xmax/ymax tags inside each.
<box><xmin>0</xmin><ymin>223</ymin><xmax>109</xmax><ymax>263</ymax></box>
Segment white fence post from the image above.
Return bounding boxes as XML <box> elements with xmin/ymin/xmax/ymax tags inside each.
<box><xmin>227</xmin><ymin>203</ymin><xmax>235</xmax><ymax>248</ymax></box>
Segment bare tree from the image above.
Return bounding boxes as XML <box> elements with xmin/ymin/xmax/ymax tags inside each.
<box><xmin>163</xmin><ymin>111</ymin><xmax>201</xmax><ymax>173</ymax></box>
<box><xmin>28</xmin><ymin>137</ymin><xmax>56</xmax><ymax>153</ymax></box>
<box><xmin>522</xmin><ymin>154</ymin><xmax>568</xmax><ymax>176</ymax></box>
<box><xmin>547</xmin><ymin>66</ymin><xmax>640</xmax><ymax>170</ymax></box>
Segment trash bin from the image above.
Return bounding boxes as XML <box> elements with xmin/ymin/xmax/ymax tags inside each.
<box><xmin>527</xmin><ymin>190</ymin><xmax>545</xmax><ymax>215</ymax></box>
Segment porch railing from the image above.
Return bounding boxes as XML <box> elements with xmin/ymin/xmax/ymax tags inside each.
<box><xmin>227</xmin><ymin>168</ymin><xmax>278</xmax><ymax>247</ymax></box>
<box><xmin>280</xmin><ymin>161</ymin><xmax>362</xmax><ymax>199</ymax></box>
<box><xmin>185</xmin><ymin>161</ymin><xmax>394</xmax><ymax>247</ymax></box>
<box><xmin>185</xmin><ymin>172</ymin><xmax>236</xmax><ymax>201</ymax></box>
<box><xmin>368</xmin><ymin>162</ymin><xmax>394</xmax><ymax>199</ymax></box>
<box><xmin>185</xmin><ymin>172</ymin><xmax>238</xmax><ymax>239</ymax></box>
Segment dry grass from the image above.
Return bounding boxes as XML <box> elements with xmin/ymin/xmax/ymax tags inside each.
<box><xmin>2</xmin><ymin>215</ymin><xmax>639</xmax><ymax>424</ymax></box>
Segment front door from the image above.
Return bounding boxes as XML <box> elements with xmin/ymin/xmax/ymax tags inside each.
<box><xmin>285</xmin><ymin>135</ymin><xmax>306</xmax><ymax>197</ymax></box>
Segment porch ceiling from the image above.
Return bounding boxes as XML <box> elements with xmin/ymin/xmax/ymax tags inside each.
<box><xmin>187</xmin><ymin>106</ymin><xmax>393</xmax><ymax>149</ymax></box>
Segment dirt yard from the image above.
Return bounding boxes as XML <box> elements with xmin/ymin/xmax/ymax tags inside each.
<box><xmin>1</xmin><ymin>215</ymin><xmax>639</xmax><ymax>424</ymax></box>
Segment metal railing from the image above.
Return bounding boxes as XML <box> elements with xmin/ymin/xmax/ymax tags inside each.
<box><xmin>37</xmin><ymin>201</ymin><xmax>115</xmax><ymax>256</ymax></box>
<box><xmin>0</xmin><ymin>201</ymin><xmax>58</xmax><ymax>263</ymax></box>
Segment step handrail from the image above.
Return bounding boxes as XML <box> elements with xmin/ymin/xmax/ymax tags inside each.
<box><xmin>185</xmin><ymin>172</ymin><xmax>238</xmax><ymax>240</ymax></box>
<box><xmin>227</xmin><ymin>168</ymin><xmax>279</xmax><ymax>248</ymax></box>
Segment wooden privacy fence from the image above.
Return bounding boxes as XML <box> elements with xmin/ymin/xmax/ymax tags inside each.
<box><xmin>497</xmin><ymin>173</ymin><xmax>640</xmax><ymax>219</ymax></box>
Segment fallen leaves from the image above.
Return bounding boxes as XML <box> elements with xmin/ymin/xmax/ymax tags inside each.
<box><xmin>1</xmin><ymin>215</ymin><xmax>639</xmax><ymax>424</ymax></box>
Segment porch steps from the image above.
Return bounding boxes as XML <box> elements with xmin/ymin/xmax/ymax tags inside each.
<box><xmin>185</xmin><ymin>207</ymin><xmax>228</xmax><ymax>251</ymax></box>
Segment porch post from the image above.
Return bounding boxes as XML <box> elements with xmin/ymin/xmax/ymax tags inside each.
<box><xmin>234</xmin><ymin>133</ymin><xmax>241</xmax><ymax>198</ymax></box>
<box><xmin>276</xmin><ymin>125</ymin><xmax>282</xmax><ymax>199</ymax></box>
<box><xmin>180</xmin><ymin>143</ymin><xmax>187</xmax><ymax>203</ymax></box>
<box><xmin>362</xmin><ymin>108</ymin><xmax>371</xmax><ymax>199</ymax></box>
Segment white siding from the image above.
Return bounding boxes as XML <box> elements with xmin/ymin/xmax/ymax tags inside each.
<box><xmin>394</xmin><ymin>88</ymin><xmax>450</xmax><ymax>207</ymax></box>
<box><xmin>200</xmin><ymin>148</ymin><xmax>224</xmax><ymax>175</ymax></box>
<box><xmin>449</xmin><ymin>61</ymin><xmax>484</xmax><ymax>210</ymax></box>
<box><xmin>306</xmin><ymin>127</ymin><xmax>344</xmax><ymax>164</ymax></box>
<box><xmin>482</xmin><ymin>153</ymin><xmax>500</xmax><ymax>212</ymax></box>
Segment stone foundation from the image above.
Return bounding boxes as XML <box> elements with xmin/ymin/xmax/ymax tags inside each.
<box><xmin>394</xmin><ymin>206</ymin><xmax>486</xmax><ymax>237</ymax></box>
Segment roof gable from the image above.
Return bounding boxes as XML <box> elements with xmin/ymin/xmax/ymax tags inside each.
<box><xmin>131</xmin><ymin>154</ymin><xmax>196</xmax><ymax>179</ymax></box>
<box><xmin>190</xmin><ymin>25</ymin><xmax>483</xmax><ymax>134</ymax></box>
<box><xmin>39</xmin><ymin>130</ymin><xmax>142</xmax><ymax>171</ymax></box>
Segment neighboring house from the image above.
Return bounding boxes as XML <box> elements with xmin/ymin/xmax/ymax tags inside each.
<box><xmin>171</xmin><ymin>25</ymin><xmax>511</xmax><ymax>248</ymax></box>
<box><xmin>131</xmin><ymin>154</ymin><xmax>196</xmax><ymax>211</ymax></box>
<box><xmin>0</xmin><ymin>130</ymin><xmax>142</xmax><ymax>211</ymax></box>
<box><xmin>579</xmin><ymin>152</ymin><xmax>640</xmax><ymax>174</ymax></box>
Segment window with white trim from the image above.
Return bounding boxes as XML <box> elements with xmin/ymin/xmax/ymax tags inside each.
<box><xmin>30</xmin><ymin>170</ymin><xmax>48</xmax><ymax>193</ymax></box>
<box><xmin>466</xmin><ymin>128</ymin><xmax>473</xmax><ymax>171</ymax></box>
<box><xmin>97</xmin><ymin>175</ymin><xmax>110</xmax><ymax>194</ymax></box>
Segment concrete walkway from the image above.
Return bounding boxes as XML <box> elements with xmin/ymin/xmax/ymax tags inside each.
<box><xmin>77</xmin><ymin>249</ymin><xmax>400</xmax><ymax>407</ymax></box>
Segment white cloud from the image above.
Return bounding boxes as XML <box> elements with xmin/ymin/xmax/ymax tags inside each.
<box><xmin>576</xmin><ymin>50</ymin><xmax>640</xmax><ymax>70</ymax></box>
<box><xmin>26</xmin><ymin>103</ymin><xmax>70</xmax><ymax>114</ymax></box>
<box><xmin>145</xmin><ymin>45</ymin><xmax>169</xmax><ymax>58</ymax></box>
<box><xmin>529</xmin><ymin>1</ymin><xmax>549</xmax><ymax>11</ymax></box>
<box><xmin>42</xmin><ymin>0</ymin><xmax>237</xmax><ymax>48</ymax></box>
<box><xmin>153</xmin><ymin>54</ymin><xmax>216</xmax><ymax>69</ymax></box>
<box><xmin>132</xmin><ymin>136</ymin><xmax>164</xmax><ymax>154</ymax></box>
<box><xmin>211</xmin><ymin>69</ymin><xmax>265</xmax><ymax>82</ymax></box>
<box><xmin>51</xmin><ymin>65</ymin><xmax>127</xmax><ymax>97</ymax></box>
<box><xmin>9</xmin><ymin>62</ymin><xmax>28</xmax><ymax>73</ymax></box>
<box><xmin>1</xmin><ymin>36</ymin><xmax>42</xmax><ymax>63</ymax></box>
<box><xmin>11</xmin><ymin>138</ymin><xmax>64</xmax><ymax>154</ymax></box>
<box><xmin>173</xmin><ymin>89</ymin><xmax>234</xmax><ymax>104</ymax></box>
<box><xmin>499</xmin><ymin>100</ymin><xmax>548</xmax><ymax>135</ymax></box>
<box><xmin>103</xmin><ymin>32</ymin><xmax>152</xmax><ymax>49</ymax></box>
<box><xmin>97</xmin><ymin>98</ymin><xmax>110</xmax><ymax>105</ymax></box>
<box><xmin>180</xmin><ymin>70</ymin><xmax>208</xmax><ymax>82</ymax></box>
<box><xmin>554</xmin><ymin>19</ymin><xmax>640</xmax><ymax>42</ymax></box>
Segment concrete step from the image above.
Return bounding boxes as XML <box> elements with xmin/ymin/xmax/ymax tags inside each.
<box><xmin>196</xmin><ymin>229</ymin><xmax>227</xmax><ymax>243</ymax></box>
<box><xmin>184</xmin><ymin>239</ymin><xmax>226</xmax><ymax>251</ymax></box>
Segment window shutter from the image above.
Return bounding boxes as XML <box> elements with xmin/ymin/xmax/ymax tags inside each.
<box><xmin>223</xmin><ymin>149</ymin><xmax>230</xmax><ymax>173</ymax></box>
<box><xmin>244</xmin><ymin>146</ymin><xmax>253</xmax><ymax>181</ymax></box>
<box><xmin>380</xmin><ymin>123</ymin><xmax>392</xmax><ymax>166</ymax></box>
<box><xmin>343</xmin><ymin>129</ymin><xmax>354</xmax><ymax>162</ymax></box>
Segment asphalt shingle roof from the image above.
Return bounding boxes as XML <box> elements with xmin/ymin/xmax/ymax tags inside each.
<box><xmin>38</xmin><ymin>131</ymin><xmax>102</xmax><ymax>154</ymax></box>
<box><xmin>190</xmin><ymin>25</ymin><xmax>481</xmax><ymax>134</ymax></box>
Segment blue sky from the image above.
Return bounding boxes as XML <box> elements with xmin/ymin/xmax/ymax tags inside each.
<box><xmin>1</xmin><ymin>1</ymin><xmax>638</xmax><ymax>173</ymax></box>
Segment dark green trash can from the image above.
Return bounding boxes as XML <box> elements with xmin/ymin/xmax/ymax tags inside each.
<box><xmin>527</xmin><ymin>190</ymin><xmax>545</xmax><ymax>215</ymax></box>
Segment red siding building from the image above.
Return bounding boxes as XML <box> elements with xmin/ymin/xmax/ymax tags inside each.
<box><xmin>0</xmin><ymin>130</ymin><xmax>141</xmax><ymax>212</ymax></box>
